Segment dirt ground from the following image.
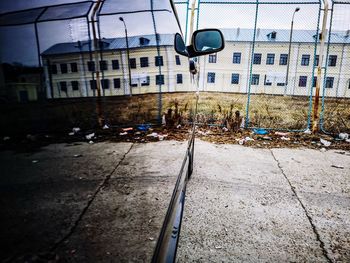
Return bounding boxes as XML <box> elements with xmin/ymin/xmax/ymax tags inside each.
<box><xmin>0</xmin><ymin>139</ymin><xmax>349</xmax><ymax>262</ymax></box>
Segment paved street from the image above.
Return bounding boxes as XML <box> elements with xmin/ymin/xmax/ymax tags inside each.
<box><xmin>0</xmin><ymin>140</ymin><xmax>349</xmax><ymax>262</ymax></box>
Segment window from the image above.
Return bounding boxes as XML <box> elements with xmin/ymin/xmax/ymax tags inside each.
<box><xmin>266</xmin><ymin>53</ymin><xmax>275</xmax><ymax>65</ymax></box>
<box><xmin>87</xmin><ymin>61</ymin><xmax>95</xmax><ymax>72</ymax></box>
<box><xmin>253</xmin><ymin>53</ymin><xmax>261</xmax><ymax>64</ymax></box>
<box><xmin>313</xmin><ymin>76</ymin><xmax>317</xmax><ymax>87</ymax></box>
<box><xmin>112</xmin><ymin>60</ymin><xmax>119</xmax><ymax>70</ymax></box>
<box><xmin>233</xmin><ymin>52</ymin><xmax>241</xmax><ymax>64</ymax></box>
<box><xmin>129</xmin><ymin>58</ymin><xmax>136</xmax><ymax>69</ymax></box>
<box><xmin>141</xmin><ymin>76</ymin><xmax>150</xmax><ymax>86</ymax></box>
<box><xmin>299</xmin><ymin>76</ymin><xmax>307</xmax><ymax>87</ymax></box>
<box><xmin>60</xmin><ymin>81</ymin><xmax>67</xmax><ymax>92</ymax></box>
<box><xmin>140</xmin><ymin>57</ymin><xmax>149</xmax><ymax>67</ymax></box>
<box><xmin>99</xmin><ymin>60</ymin><xmax>108</xmax><ymax>71</ymax></box>
<box><xmin>175</xmin><ymin>55</ymin><xmax>181</xmax><ymax>65</ymax></box>
<box><xmin>328</xmin><ymin>55</ymin><xmax>337</xmax><ymax>67</ymax></box>
<box><xmin>113</xmin><ymin>78</ymin><xmax>121</xmax><ymax>89</ymax></box>
<box><xmin>50</xmin><ymin>64</ymin><xmax>57</xmax><ymax>74</ymax></box>
<box><xmin>231</xmin><ymin>73</ymin><xmax>239</xmax><ymax>84</ymax></box>
<box><xmin>207</xmin><ymin>72</ymin><xmax>215</xmax><ymax>83</ymax></box>
<box><xmin>326</xmin><ymin>77</ymin><xmax>334</xmax><ymax>88</ymax></box>
<box><xmin>71</xmin><ymin>81</ymin><xmax>79</xmax><ymax>91</ymax></box>
<box><xmin>315</xmin><ymin>55</ymin><xmax>319</xmax><ymax>66</ymax></box>
<box><xmin>70</xmin><ymin>63</ymin><xmax>78</xmax><ymax>73</ymax></box>
<box><xmin>90</xmin><ymin>79</ymin><xmax>97</xmax><ymax>90</ymax></box>
<box><xmin>251</xmin><ymin>74</ymin><xmax>260</xmax><ymax>85</ymax></box>
<box><xmin>301</xmin><ymin>55</ymin><xmax>310</xmax><ymax>66</ymax></box>
<box><xmin>156</xmin><ymin>74</ymin><xmax>164</xmax><ymax>85</ymax></box>
<box><xmin>101</xmin><ymin>79</ymin><xmax>109</xmax><ymax>89</ymax></box>
<box><xmin>177</xmin><ymin>74</ymin><xmax>183</xmax><ymax>84</ymax></box>
<box><xmin>264</xmin><ymin>75</ymin><xmax>272</xmax><ymax>86</ymax></box>
<box><xmin>155</xmin><ymin>56</ymin><xmax>163</xmax><ymax>66</ymax></box>
<box><xmin>279</xmin><ymin>54</ymin><xmax>288</xmax><ymax>65</ymax></box>
<box><xmin>209</xmin><ymin>54</ymin><xmax>217</xmax><ymax>63</ymax></box>
<box><xmin>60</xmin><ymin>63</ymin><xmax>68</xmax><ymax>74</ymax></box>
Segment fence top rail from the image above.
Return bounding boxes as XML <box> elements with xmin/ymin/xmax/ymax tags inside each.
<box><xmin>199</xmin><ymin>0</ymin><xmax>320</xmax><ymax>4</ymax></box>
<box><xmin>0</xmin><ymin>1</ymin><xmax>93</xmax><ymax>27</ymax></box>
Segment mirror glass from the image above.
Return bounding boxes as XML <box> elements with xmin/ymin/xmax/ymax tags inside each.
<box><xmin>174</xmin><ymin>33</ymin><xmax>188</xmax><ymax>57</ymax></box>
<box><xmin>193</xmin><ymin>30</ymin><xmax>223</xmax><ymax>52</ymax></box>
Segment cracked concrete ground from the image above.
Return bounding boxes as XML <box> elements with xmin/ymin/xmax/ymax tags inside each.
<box><xmin>0</xmin><ymin>140</ymin><xmax>349</xmax><ymax>262</ymax></box>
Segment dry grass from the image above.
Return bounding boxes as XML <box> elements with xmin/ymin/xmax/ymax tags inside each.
<box><xmin>0</xmin><ymin>92</ymin><xmax>349</xmax><ymax>136</ymax></box>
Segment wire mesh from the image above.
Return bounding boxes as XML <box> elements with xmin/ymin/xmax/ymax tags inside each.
<box><xmin>320</xmin><ymin>0</ymin><xmax>350</xmax><ymax>134</ymax></box>
<box><xmin>197</xmin><ymin>0</ymin><xmax>321</xmax><ymax>130</ymax></box>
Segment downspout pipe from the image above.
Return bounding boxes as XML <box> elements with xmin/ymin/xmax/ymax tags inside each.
<box><xmin>312</xmin><ymin>0</ymin><xmax>328</xmax><ymax>133</ymax></box>
<box><xmin>90</xmin><ymin>0</ymin><xmax>104</xmax><ymax>127</ymax></box>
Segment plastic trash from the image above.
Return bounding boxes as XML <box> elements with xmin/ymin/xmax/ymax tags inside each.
<box><xmin>72</xmin><ymin>127</ymin><xmax>81</xmax><ymax>133</ymax></box>
<box><xmin>88</xmin><ymin>140</ymin><xmax>94</xmax><ymax>144</ymax></box>
<box><xmin>68</xmin><ymin>132</ymin><xmax>75</xmax><ymax>136</ymax></box>
<box><xmin>253</xmin><ymin>128</ymin><xmax>268</xmax><ymax>135</ymax></box>
<box><xmin>119</xmin><ymin>132</ymin><xmax>128</xmax><ymax>136</ymax></box>
<box><xmin>3</xmin><ymin>136</ymin><xmax>10</xmax><ymax>141</ymax></box>
<box><xmin>32</xmin><ymin>160</ymin><xmax>39</xmax><ymax>163</ymax></box>
<box><xmin>102</xmin><ymin>124</ymin><xmax>109</xmax><ymax>130</ymax></box>
<box><xmin>339</xmin><ymin>133</ymin><xmax>349</xmax><ymax>140</ymax></box>
<box><xmin>176</xmin><ymin>124</ymin><xmax>182</xmax><ymax>129</ymax></box>
<box><xmin>275</xmin><ymin>131</ymin><xmax>288</xmax><ymax>136</ymax></box>
<box><xmin>245</xmin><ymin>137</ymin><xmax>254</xmax><ymax>142</ymax></box>
<box><xmin>147</xmin><ymin>132</ymin><xmax>158</xmax><ymax>138</ymax></box>
<box><xmin>122</xmin><ymin>127</ymin><xmax>133</xmax><ymax>132</ymax></box>
<box><xmin>85</xmin><ymin>133</ymin><xmax>95</xmax><ymax>140</ymax></box>
<box><xmin>320</xmin><ymin>138</ymin><xmax>331</xmax><ymax>147</ymax></box>
<box><xmin>304</xmin><ymin>129</ymin><xmax>312</xmax><ymax>134</ymax></box>
<box><xmin>281</xmin><ymin>136</ymin><xmax>290</xmax><ymax>141</ymax></box>
<box><xmin>222</xmin><ymin>127</ymin><xmax>229</xmax><ymax>132</ymax></box>
<box><xmin>137</xmin><ymin>124</ymin><xmax>150</xmax><ymax>131</ymax></box>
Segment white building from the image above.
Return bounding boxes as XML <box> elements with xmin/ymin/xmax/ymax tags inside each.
<box><xmin>42</xmin><ymin>29</ymin><xmax>350</xmax><ymax>98</ymax></box>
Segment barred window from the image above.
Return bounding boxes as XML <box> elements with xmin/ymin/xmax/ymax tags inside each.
<box><xmin>328</xmin><ymin>55</ymin><xmax>337</xmax><ymax>67</ymax></box>
<box><xmin>279</xmin><ymin>54</ymin><xmax>288</xmax><ymax>65</ymax></box>
<box><xmin>155</xmin><ymin>56</ymin><xmax>163</xmax><ymax>66</ymax></box>
<box><xmin>99</xmin><ymin>60</ymin><xmax>108</xmax><ymax>71</ymax></box>
<box><xmin>177</xmin><ymin>74</ymin><xmax>183</xmax><ymax>84</ymax></box>
<box><xmin>112</xmin><ymin>60</ymin><xmax>119</xmax><ymax>70</ymax></box>
<box><xmin>326</xmin><ymin>77</ymin><xmax>334</xmax><ymax>88</ymax></box>
<box><xmin>71</xmin><ymin>81</ymin><xmax>79</xmax><ymax>91</ymax></box>
<box><xmin>113</xmin><ymin>78</ymin><xmax>121</xmax><ymax>89</ymax></box>
<box><xmin>175</xmin><ymin>55</ymin><xmax>181</xmax><ymax>65</ymax></box>
<box><xmin>299</xmin><ymin>76</ymin><xmax>307</xmax><ymax>87</ymax></box>
<box><xmin>130</xmin><ymin>58</ymin><xmax>136</xmax><ymax>69</ymax></box>
<box><xmin>233</xmin><ymin>52</ymin><xmax>241</xmax><ymax>64</ymax></box>
<box><xmin>231</xmin><ymin>73</ymin><xmax>239</xmax><ymax>84</ymax></box>
<box><xmin>209</xmin><ymin>54</ymin><xmax>217</xmax><ymax>63</ymax></box>
<box><xmin>253</xmin><ymin>53</ymin><xmax>261</xmax><ymax>64</ymax></box>
<box><xmin>301</xmin><ymin>55</ymin><xmax>310</xmax><ymax>66</ymax></box>
<box><xmin>156</xmin><ymin>74</ymin><xmax>164</xmax><ymax>85</ymax></box>
<box><xmin>207</xmin><ymin>72</ymin><xmax>215</xmax><ymax>83</ymax></box>
<box><xmin>251</xmin><ymin>74</ymin><xmax>259</xmax><ymax>85</ymax></box>
<box><xmin>60</xmin><ymin>63</ymin><xmax>68</xmax><ymax>74</ymax></box>
<box><xmin>87</xmin><ymin>61</ymin><xmax>95</xmax><ymax>72</ymax></box>
<box><xmin>140</xmin><ymin>57</ymin><xmax>149</xmax><ymax>67</ymax></box>
<box><xmin>70</xmin><ymin>62</ymin><xmax>78</xmax><ymax>73</ymax></box>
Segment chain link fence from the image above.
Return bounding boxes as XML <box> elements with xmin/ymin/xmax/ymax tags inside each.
<box><xmin>320</xmin><ymin>0</ymin><xmax>350</xmax><ymax>134</ymax></box>
<box><xmin>0</xmin><ymin>0</ymin><xmax>349</xmax><ymax>135</ymax></box>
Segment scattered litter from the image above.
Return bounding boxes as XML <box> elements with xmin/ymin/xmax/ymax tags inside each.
<box><xmin>275</xmin><ymin>131</ymin><xmax>288</xmax><ymax>136</ymax></box>
<box><xmin>331</xmin><ymin>165</ymin><xmax>344</xmax><ymax>169</ymax></box>
<box><xmin>222</xmin><ymin>127</ymin><xmax>229</xmax><ymax>132</ymax></box>
<box><xmin>89</xmin><ymin>140</ymin><xmax>94</xmax><ymax>144</ymax></box>
<box><xmin>320</xmin><ymin>148</ymin><xmax>327</xmax><ymax>152</ymax></box>
<box><xmin>215</xmin><ymin>246</ymin><xmax>223</xmax><ymax>249</ymax></box>
<box><xmin>162</xmin><ymin>114</ymin><xmax>166</xmax><ymax>126</ymax></box>
<box><xmin>72</xmin><ymin>127</ymin><xmax>81</xmax><ymax>133</ymax></box>
<box><xmin>149</xmin><ymin>237</ymin><xmax>154</xmax><ymax>241</ymax></box>
<box><xmin>262</xmin><ymin>136</ymin><xmax>272</xmax><ymax>140</ymax></box>
<box><xmin>238</xmin><ymin>139</ymin><xmax>244</xmax><ymax>145</ymax></box>
<box><xmin>122</xmin><ymin>127</ymin><xmax>133</xmax><ymax>132</ymax></box>
<box><xmin>119</xmin><ymin>132</ymin><xmax>128</xmax><ymax>136</ymax></box>
<box><xmin>79</xmin><ymin>177</ymin><xmax>83</xmax><ymax>180</ymax></box>
<box><xmin>147</xmin><ymin>132</ymin><xmax>159</xmax><ymax>138</ymax></box>
<box><xmin>3</xmin><ymin>136</ymin><xmax>10</xmax><ymax>141</ymax></box>
<box><xmin>32</xmin><ymin>160</ymin><xmax>39</xmax><ymax>163</ymax></box>
<box><xmin>320</xmin><ymin>138</ymin><xmax>331</xmax><ymax>147</ymax></box>
<box><xmin>338</xmin><ymin>133</ymin><xmax>349</xmax><ymax>140</ymax></box>
<box><xmin>85</xmin><ymin>133</ymin><xmax>95</xmax><ymax>140</ymax></box>
<box><xmin>137</xmin><ymin>124</ymin><xmax>150</xmax><ymax>131</ymax></box>
<box><xmin>68</xmin><ymin>132</ymin><xmax>75</xmax><ymax>136</ymax></box>
<box><xmin>135</xmin><ymin>131</ymin><xmax>141</xmax><ymax>135</ymax></box>
<box><xmin>176</xmin><ymin>124</ymin><xmax>182</xmax><ymax>129</ymax></box>
<box><xmin>102</xmin><ymin>124</ymin><xmax>109</xmax><ymax>130</ymax></box>
<box><xmin>158</xmin><ymin>134</ymin><xmax>168</xmax><ymax>141</ymax></box>
<box><xmin>198</xmin><ymin>130</ymin><xmax>211</xmax><ymax>136</ymax></box>
<box><xmin>281</xmin><ymin>136</ymin><xmax>290</xmax><ymax>141</ymax></box>
<box><xmin>73</xmin><ymin>154</ymin><xmax>82</xmax><ymax>158</ymax></box>
<box><xmin>244</xmin><ymin>137</ymin><xmax>254</xmax><ymax>142</ymax></box>
<box><xmin>346</xmin><ymin>139</ymin><xmax>350</xmax><ymax>143</ymax></box>
<box><xmin>253</xmin><ymin>128</ymin><xmax>268</xmax><ymax>135</ymax></box>
<box><xmin>304</xmin><ymin>129</ymin><xmax>312</xmax><ymax>134</ymax></box>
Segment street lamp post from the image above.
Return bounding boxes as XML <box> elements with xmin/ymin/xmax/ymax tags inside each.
<box><xmin>119</xmin><ymin>17</ymin><xmax>132</xmax><ymax>96</ymax></box>
<box><xmin>285</xmin><ymin>7</ymin><xmax>300</xmax><ymax>96</ymax></box>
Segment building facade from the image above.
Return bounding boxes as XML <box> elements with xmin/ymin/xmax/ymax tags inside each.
<box><xmin>42</xmin><ymin>29</ymin><xmax>350</xmax><ymax>99</ymax></box>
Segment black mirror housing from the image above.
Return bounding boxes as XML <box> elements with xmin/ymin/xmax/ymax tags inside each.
<box><xmin>174</xmin><ymin>29</ymin><xmax>225</xmax><ymax>58</ymax></box>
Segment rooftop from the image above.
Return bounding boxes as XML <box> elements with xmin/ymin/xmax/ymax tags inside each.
<box><xmin>42</xmin><ymin>29</ymin><xmax>350</xmax><ymax>56</ymax></box>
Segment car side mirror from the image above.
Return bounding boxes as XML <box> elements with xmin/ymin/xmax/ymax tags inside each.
<box><xmin>174</xmin><ymin>29</ymin><xmax>225</xmax><ymax>58</ymax></box>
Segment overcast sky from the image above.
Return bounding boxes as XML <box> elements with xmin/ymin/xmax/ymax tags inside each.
<box><xmin>0</xmin><ymin>0</ymin><xmax>349</xmax><ymax>66</ymax></box>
